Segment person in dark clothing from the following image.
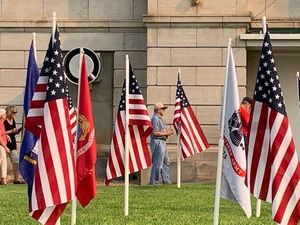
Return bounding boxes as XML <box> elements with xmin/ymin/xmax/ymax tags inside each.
<box><xmin>4</xmin><ymin>105</ymin><xmax>24</xmax><ymax>184</ymax></box>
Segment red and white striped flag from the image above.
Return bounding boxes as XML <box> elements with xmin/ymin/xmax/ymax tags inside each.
<box><xmin>25</xmin><ymin>27</ymin><xmax>75</xmax><ymax>225</ymax></box>
<box><xmin>173</xmin><ymin>75</ymin><xmax>209</xmax><ymax>159</ymax></box>
<box><xmin>105</xmin><ymin>64</ymin><xmax>152</xmax><ymax>184</ymax></box>
<box><xmin>246</xmin><ymin>29</ymin><xmax>300</xmax><ymax>225</ymax></box>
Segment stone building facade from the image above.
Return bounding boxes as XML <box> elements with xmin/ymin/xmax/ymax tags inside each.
<box><xmin>1</xmin><ymin>0</ymin><xmax>300</xmax><ymax>183</ymax></box>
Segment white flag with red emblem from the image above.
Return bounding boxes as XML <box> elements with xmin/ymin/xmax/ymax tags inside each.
<box><xmin>220</xmin><ymin>41</ymin><xmax>251</xmax><ymax>218</ymax></box>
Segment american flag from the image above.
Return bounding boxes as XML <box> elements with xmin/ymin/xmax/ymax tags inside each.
<box><xmin>25</xmin><ymin>27</ymin><xmax>75</xmax><ymax>225</ymax></box>
<box><xmin>105</xmin><ymin>64</ymin><xmax>152</xmax><ymax>184</ymax></box>
<box><xmin>246</xmin><ymin>29</ymin><xmax>300</xmax><ymax>225</ymax></box>
<box><xmin>173</xmin><ymin>75</ymin><xmax>209</xmax><ymax>159</ymax></box>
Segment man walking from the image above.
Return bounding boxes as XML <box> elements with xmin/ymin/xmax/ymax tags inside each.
<box><xmin>149</xmin><ymin>102</ymin><xmax>174</xmax><ymax>185</ymax></box>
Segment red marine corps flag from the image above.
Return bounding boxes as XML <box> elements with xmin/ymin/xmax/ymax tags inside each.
<box><xmin>247</xmin><ymin>28</ymin><xmax>300</xmax><ymax>225</ymax></box>
<box><xmin>75</xmin><ymin>51</ymin><xmax>97</xmax><ymax>207</ymax></box>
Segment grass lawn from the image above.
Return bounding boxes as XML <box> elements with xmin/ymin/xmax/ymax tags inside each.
<box><xmin>0</xmin><ymin>183</ymin><xmax>275</xmax><ymax>225</ymax></box>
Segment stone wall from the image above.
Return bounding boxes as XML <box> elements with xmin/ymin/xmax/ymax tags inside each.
<box><xmin>143</xmin><ymin>0</ymin><xmax>300</xmax><ymax>183</ymax></box>
<box><xmin>2</xmin><ymin>0</ymin><xmax>300</xmax><ymax>182</ymax></box>
<box><xmin>248</xmin><ymin>0</ymin><xmax>300</xmax><ymax>20</ymax></box>
<box><xmin>145</xmin><ymin>0</ymin><xmax>251</xmax><ymax>183</ymax></box>
<box><xmin>143</xmin><ymin>16</ymin><xmax>249</xmax><ymax>183</ymax></box>
<box><xmin>0</xmin><ymin>0</ymin><xmax>148</xmax><ymax>177</ymax></box>
<box><xmin>148</xmin><ymin>0</ymin><xmax>300</xmax><ymax>20</ymax></box>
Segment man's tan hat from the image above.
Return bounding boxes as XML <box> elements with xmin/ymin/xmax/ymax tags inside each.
<box><xmin>154</xmin><ymin>102</ymin><xmax>168</xmax><ymax>110</ymax></box>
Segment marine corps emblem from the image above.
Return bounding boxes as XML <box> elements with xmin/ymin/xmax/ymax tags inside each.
<box><xmin>78</xmin><ymin>114</ymin><xmax>90</xmax><ymax>141</ymax></box>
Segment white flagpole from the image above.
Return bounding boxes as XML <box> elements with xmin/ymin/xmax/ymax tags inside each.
<box><xmin>262</xmin><ymin>16</ymin><xmax>267</xmax><ymax>37</ymax></box>
<box><xmin>213</xmin><ymin>38</ymin><xmax>231</xmax><ymax>225</ymax></box>
<box><xmin>52</xmin><ymin>12</ymin><xmax>61</xmax><ymax>225</ymax></box>
<box><xmin>124</xmin><ymin>54</ymin><xmax>130</xmax><ymax>216</ymax></box>
<box><xmin>177</xmin><ymin>68</ymin><xmax>182</xmax><ymax>189</ymax></box>
<box><xmin>52</xmin><ymin>12</ymin><xmax>56</xmax><ymax>47</ymax></box>
<box><xmin>32</xmin><ymin>33</ymin><xmax>37</xmax><ymax>62</ymax></box>
<box><xmin>256</xmin><ymin>16</ymin><xmax>267</xmax><ymax>218</ymax></box>
<box><xmin>70</xmin><ymin>48</ymin><xmax>84</xmax><ymax>225</ymax></box>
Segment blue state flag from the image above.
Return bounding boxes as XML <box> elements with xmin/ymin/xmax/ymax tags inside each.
<box><xmin>19</xmin><ymin>42</ymin><xmax>39</xmax><ymax>196</ymax></box>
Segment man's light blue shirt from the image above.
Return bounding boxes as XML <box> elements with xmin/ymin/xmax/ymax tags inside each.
<box><xmin>151</xmin><ymin>113</ymin><xmax>166</xmax><ymax>140</ymax></box>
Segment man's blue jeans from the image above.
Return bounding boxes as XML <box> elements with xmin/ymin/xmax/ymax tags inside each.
<box><xmin>149</xmin><ymin>139</ymin><xmax>170</xmax><ymax>184</ymax></box>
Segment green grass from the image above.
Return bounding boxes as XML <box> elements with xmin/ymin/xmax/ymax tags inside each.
<box><xmin>0</xmin><ymin>183</ymin><xmax>275</xmax><ymax>225</ymax></box>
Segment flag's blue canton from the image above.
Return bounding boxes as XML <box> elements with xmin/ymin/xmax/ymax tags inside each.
<box><xmin>254</xmin><ymin>31</ymin><xmax>286</xmax><ymax>116</ymax></box>
<box><xmin>45</xmin><ymin>28</ymin><xmax>67</xmax><ymax>102</ymax></box>
<box><xmin>118</xmin><ymin>64</ymin><xmax>141</xmax><ymax>111</ymax></box>
<box><xmin>40</xmin><ymin>37</ymin><xmax>54</xmax><ymax>79</ymax></box>
<box><xmin>176</xmin><ymin>77</ymin><xmax>190</xmax><ymax>108</ymax></box>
